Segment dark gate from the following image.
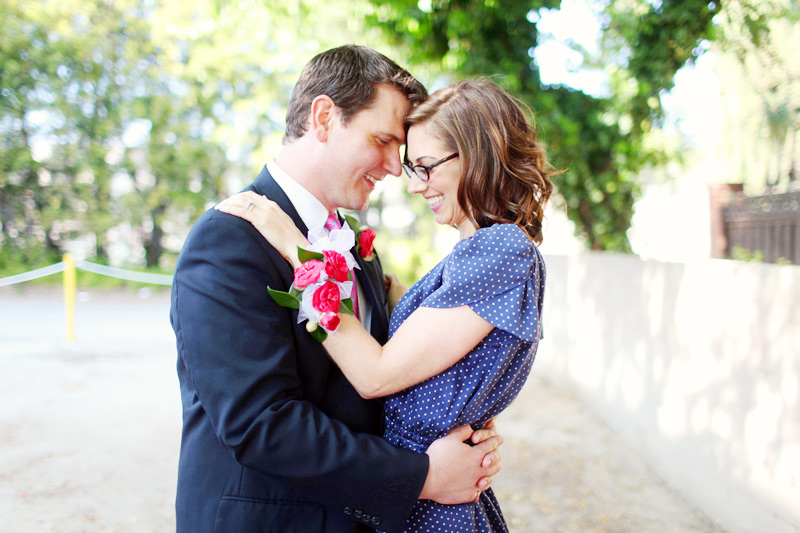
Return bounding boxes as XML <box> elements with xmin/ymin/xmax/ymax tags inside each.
<box><xmin>723</xmin><ymin>191</ymin><xmax>800</xmax><ymax>264</ymax></box>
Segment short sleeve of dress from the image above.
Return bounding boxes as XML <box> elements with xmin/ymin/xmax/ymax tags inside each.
<box><xmin>421</xmin><ymin>223</ymin><xmax>545</xmax><ymax>342</ymax></box>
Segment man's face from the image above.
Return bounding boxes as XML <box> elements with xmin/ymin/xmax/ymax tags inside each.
<box><xmin>319</xmin><ymin>84</ymin><xmax>411</xmax><ymax>212</ymax></box>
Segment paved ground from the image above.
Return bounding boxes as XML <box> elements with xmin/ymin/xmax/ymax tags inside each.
<box><xmin>0</xmin><ymin>287</ymin><xmax>725</xmax><ymax>532</ymax></box>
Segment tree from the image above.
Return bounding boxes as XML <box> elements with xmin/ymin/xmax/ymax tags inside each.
<box><xmin>0</xmin><ymin>0</ymin><xmax>67</xmax><ymax>268</ymax></box>
<box><xmin>0</xmin><ymin>0</ymin><xmax>164</xmax><ymax>266</ymax></box>
<box><xmin>367</xmin><ymin>0</ymin><xmax>721</xmax><ymax>251</ymax></box>
<box><xmin>0</xmin><ymin>0</ymin><xmax>267</xmax><ymax>269</ymax></box>
<box><xmin>605</xmin><ymin>0</ymin><xmax>720</xmax><ymax>129</ymax></box>
<box><xmin>2</xmin><ymin>0</ymin><xmax>736</xmax><ymax>273</ymax></box>
<box><xmin>0</xmin><ymin>0</ymin><xmax>405</xmax><ymax>271</ymax></box>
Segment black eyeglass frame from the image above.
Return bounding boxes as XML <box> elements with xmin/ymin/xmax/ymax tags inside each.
<box><xmin>402</xmin><ymin>153</ymin><xmax>459</xmax><ymax>182</ymax></box>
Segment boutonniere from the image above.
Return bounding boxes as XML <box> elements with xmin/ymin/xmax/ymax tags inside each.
<box><xmin>268</xmin><ymin>225</ymin><xmax>357</xmax><ymax>342</ymax></box>
<box><xmin>343</xmin><ymin>214</ymin><xmax>376</xmax><ymax>261</ymax></box>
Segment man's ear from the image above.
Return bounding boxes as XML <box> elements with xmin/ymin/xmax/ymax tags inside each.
<box><xmin>309</xmin><ymin>95</ymin><xmax>336</xmax><ymax>142</ymax></box>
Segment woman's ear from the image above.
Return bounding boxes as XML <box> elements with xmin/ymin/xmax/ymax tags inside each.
<box><xmin>309</xmin><ymin>95</ymin><xmax>336</xmax><ymax>143</ymax></box>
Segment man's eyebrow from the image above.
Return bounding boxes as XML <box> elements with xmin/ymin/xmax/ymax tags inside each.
<box><xmin>376</xmin><ymin>131</ymin><xmax>404</xmax><ymax>144</ymax></box>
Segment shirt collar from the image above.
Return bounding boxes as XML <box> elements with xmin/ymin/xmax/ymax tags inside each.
<box><xmin>267</xmin><ymin>159</ymin><xmax>330</xmax><ymax>231</ymax></box>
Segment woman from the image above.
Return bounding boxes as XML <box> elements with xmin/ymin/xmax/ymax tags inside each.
<box><xmin>217</xmin><ymin>79</ymin><xmax>555</xmax><ymax>532</ymax></box>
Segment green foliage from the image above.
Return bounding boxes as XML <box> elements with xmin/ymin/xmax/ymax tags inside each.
<box><xmin>365</xmin><ymin>0</ymin><xmax>727</xmax><ymax>252</ymax></box>
<box><xmin>0</xmin><ymin>1</ymin><xmax>59</xmax><ymax>263</ymax></box>
<box><xmin>542</xmin><ymin>87</ymin><xmax>640</xmax><ymax>251</ymax></box>
<box><xmin>731</xmin><ymin>245</ymin><xmax>764</xmax><ymax>263</ymax></box>
<box><xmin>267</xmin><ymin>286</ymin><xmax>301</xmax><ymax>310</ymax></box>
<box><xmin>730</xmin><ymin>246</ymin><xmax>794</xmax><ymax>266</ymax></box>
<box><xmin>1</xmin><ymin>0</ymin><xmax>755</xmax><ymax>278</ymax></box>
<box><xmin>0</xmin><ymin>0</ymin><xmax>399</xmax><ymax>273</ymax></box>
<box><xmin>0</xmin><ymin>0</ymin><xmax>230</xmax><ymax>270</ymax></box>
<box><xmin>298</xmin><ymin>247</ymin><xmax>324</xmax><ymax>263</ymax></box>
<box><xmin>368</xmin><ymin>0</ymin><xmax>636</xmax><ymax>251</ymax></box>
<box><xmin>608</xmin><ymin>0</ymin><xmax>720</xmax><ymax>126</ymax></box>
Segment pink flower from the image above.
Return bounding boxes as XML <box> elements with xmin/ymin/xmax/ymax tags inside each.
<box><xmin>293</xmin><ymin>260</ymin><xmax>324</xmax><ymax>289</ymax></box>
<box><xmin>323</xmin><ymin>250</ymin><xmax>350</xmax><ymax>283</ymax></box>
<box><xmin>357</xmin><ymin>228</ymin><xmax>376</xmax><ymax>260</ymax></box>
<box><xmin>312</xmin><ymin>281</ymin><xmax>340</xmax><ymax>314</ymax></box>
<box><xmin>319</xmin><ymin>311</ymin><xmax>341</xmax><ymax>331</ymax></box>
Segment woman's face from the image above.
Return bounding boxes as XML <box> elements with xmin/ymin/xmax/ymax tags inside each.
<box><xmin>405</xmin><ymin>122</ymin><xmax>475</xmax><ymax>239</ymax></box>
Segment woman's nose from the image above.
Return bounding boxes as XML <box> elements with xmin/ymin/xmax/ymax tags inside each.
<box><xmin>406</xmin><ymin>174</ymin><xmax>427</xmax><ymax>195</ymax></box>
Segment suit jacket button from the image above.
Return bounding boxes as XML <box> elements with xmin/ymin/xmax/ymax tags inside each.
<box><xmin>343</xmin><ymin>507</ymin><xmax>353</xmax><ymax>515</ymax></box>
<box><xmin>354</xmin><ymin>509</ymin><xmax>363</xmax><ymax>518</ymax></box>
<box><xmin>371</xmin><ymin>516</ymin><xmax>382</xmax><ymax>526</ymax></box>
<box><xmin>363</xmin><ymin>514</ymin><xmax>372</xmax><ymax>523</ymax></box>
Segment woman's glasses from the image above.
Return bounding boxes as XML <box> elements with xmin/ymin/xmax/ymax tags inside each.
<box><xmin>402</xmin><ymin>153</ymin><xmax>459</xmax><ymax>182</ymax></box>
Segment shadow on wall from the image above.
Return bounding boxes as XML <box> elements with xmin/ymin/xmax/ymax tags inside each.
<box><xmin>537</xmin><ymin>253</ymin><xmax>800</xmax><ymax>533</ymax></box>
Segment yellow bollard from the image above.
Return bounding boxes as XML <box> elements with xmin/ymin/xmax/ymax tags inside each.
<box><xmin>63</xmin><ymin>253</ymin><xmax>76</xmax><ymax>343</ymax></box>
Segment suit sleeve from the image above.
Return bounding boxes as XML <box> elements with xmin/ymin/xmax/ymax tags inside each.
<box><xmin>171</xmin><ymin>211</ymin><xmax>427</xmax><ymax>531</ymax></box>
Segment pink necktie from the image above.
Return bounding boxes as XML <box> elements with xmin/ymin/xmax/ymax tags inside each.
<box><xmin>324</xmin><ymin>212</ymin><xmax>360</xmax><ymax>319</ymax></box>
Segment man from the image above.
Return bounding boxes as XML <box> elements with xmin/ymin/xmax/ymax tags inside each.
<box><xmin>171</xmin><ymin>45</ymin><xmax>502</xmax><ymax>533</ymax></box>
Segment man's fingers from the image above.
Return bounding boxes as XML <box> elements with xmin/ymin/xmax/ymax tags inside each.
<box><xmin>473</xmin><ymin>433</ymin><xmax>503</xmax><ymax>453</ymax></box>
<box><xmin>481</xmin><ymin>449</ymin><xmax>501</xmax><ymax>469</ymax></box>
<box><xmin>470</xmin><ymin>428</ymin><xmax>493</xmax><ymax>444</ymax></box>
<box><xmin>479</xmin><ymin>458</ymin><xmax>500</xmax><ymax>478</ymax></box>
<box><xmin>447</xmin><ymin>423</ymin><xmax>474</xmax><ymax>442</ymax></box>
<box><xmin>474</xmin><ymin>435</ymin><xmax>502</xmax><ymax>480</ymax></box>
<box><xmin>471</xmin><ymin>419</ymin><xmax>499</xmax><ymax>444</ymax></box>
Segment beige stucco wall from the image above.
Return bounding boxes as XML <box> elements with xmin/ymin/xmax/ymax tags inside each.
<box><xmin>535</xmin><ymin>253</ymin><xmax>800</xmax><ymax>533</ymax></box>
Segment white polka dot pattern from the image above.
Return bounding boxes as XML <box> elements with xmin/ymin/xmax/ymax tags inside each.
<box><xmin>382</xmin><ymin>224</ymin><xmax>546</xmax><ymax>533</ymax></box>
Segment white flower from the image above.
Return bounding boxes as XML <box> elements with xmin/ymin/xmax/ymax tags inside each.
<box><xmin>307</xmin><ymin>226</ymin><xmax>359</xmax><ymax>270</ymax></box>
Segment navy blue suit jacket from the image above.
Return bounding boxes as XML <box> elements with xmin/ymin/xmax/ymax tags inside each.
<box><xmin>171</xmin><ymin>166</ymin><xmax>428</xmax><ymax>532</ymax></box>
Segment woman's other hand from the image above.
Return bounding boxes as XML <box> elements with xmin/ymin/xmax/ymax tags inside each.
<box><xmin>384</xmin><ymin>273</ymin><xmax>408</xmax><ymax>314</ymax></box>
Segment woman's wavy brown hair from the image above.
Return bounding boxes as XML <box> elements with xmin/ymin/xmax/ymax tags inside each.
<box><xmin>405</xmin><ymin>79</ymin><xmax>555</xmax><ymax>244</ymax></box>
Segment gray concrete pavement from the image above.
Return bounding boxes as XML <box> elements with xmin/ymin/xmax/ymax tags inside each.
<box><xmin>0</xmin><ymin>288</ymin><xmax>724</xmax><ymax>532</ymax></box>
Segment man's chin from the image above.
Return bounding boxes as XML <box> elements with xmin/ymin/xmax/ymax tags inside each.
<box><xmin>348</xmin><ymin>191</ymin><xmax>371</xmax><ymax>212</ymax></box>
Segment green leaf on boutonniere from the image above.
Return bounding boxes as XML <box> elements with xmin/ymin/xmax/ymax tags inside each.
<box><xmin>343</xmin><ymin>214</ymin><xmax>360</xmax><ymax>233</ymax></box>
<box><xmin>297</xmin><ymin>246</ymin><xmax>324</xmax><ymax>263</ymax></box>
<box><xmin>340</xmin><ymin>298</ymin><xmax>354</xmax><ymax>316</ymax></box>
<box><xmin>309</xmin><ymin>327</ymin><xmax>328</xmax><ymax>342</ymax></box>
<box><xmin>268</xmin><ymin>286</ymin><xmax>300</xmax><ymax>309</ymax></box>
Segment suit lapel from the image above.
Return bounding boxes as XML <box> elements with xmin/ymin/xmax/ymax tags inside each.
<box><xmin>248</xmin><ymin>165</ymin><xmax>309</xmax><ymax>237</ymax></box>
<box><xmin>353</xmin><ymin>246</ymin><xmax>390</xmax><ymax>344</ymax></box>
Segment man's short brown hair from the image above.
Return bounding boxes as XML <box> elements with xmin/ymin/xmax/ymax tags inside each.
<box><xmin>284</xmin><ymin>45</ymin><xmax>427</xmax><ymax>143</ymax></box>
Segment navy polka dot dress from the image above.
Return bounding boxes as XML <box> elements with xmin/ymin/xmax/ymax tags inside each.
<box><xmin>383</xmin><ymin>223</ymin><xmax>546</xmax><ymax>533</ymax></box>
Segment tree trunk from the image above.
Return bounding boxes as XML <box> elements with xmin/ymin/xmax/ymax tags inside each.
<box><xmin>144</xmin><ymin>206</ymin><xmax>166</xmax><ymax>268</ymax></box>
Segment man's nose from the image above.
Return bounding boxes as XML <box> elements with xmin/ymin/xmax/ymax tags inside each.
<box><xmin>383</xmin><ymin>149</ymin><xmax>403</xmax><ymax>177</ymax></box>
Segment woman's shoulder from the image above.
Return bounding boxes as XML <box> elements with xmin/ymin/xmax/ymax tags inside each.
<box><xmin>441</xmin><ymin>223</ymin><xmax>540</xmax><ymax>286</ymax></box>
<box><xmin>426</xmin><ymin>224</ymin><xmax>545</xmax><ymax>341</ymax></box>
<box><xmin>452</xmin><ymin>223</ymin><xmax>535</xmax><ymax>259</ymax></box>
